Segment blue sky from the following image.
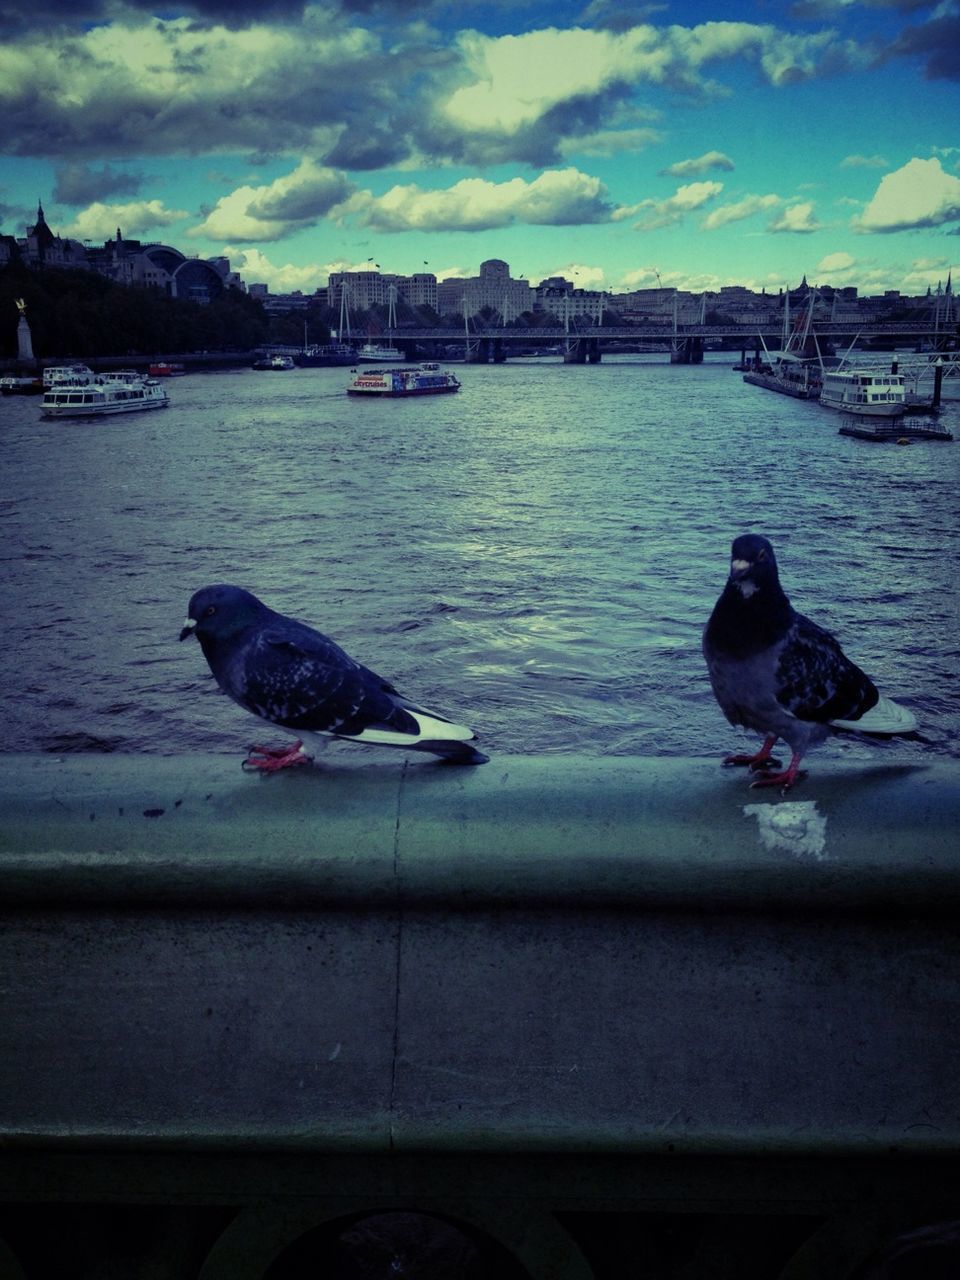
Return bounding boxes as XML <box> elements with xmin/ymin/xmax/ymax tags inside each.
<box><xmin>1</xmin><ymin>0</ymin><xmax>958</xmax><ymax>297</ymax></box>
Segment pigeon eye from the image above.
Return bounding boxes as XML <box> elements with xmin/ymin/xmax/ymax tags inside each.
<box><xmin>204</xmin><ymin>605</ymin><xmax>217</xmax><ymax>618</ymax></box>
<box><xmin>756</xmin><ymin>549</ymin><xmax>767</xmax><ymax>562</ymax></box>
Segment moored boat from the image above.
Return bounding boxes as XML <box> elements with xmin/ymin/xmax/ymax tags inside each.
<box><xmin>296</xmin><ymin>344</ymin><xmax>357</xmax><ymax>367</ymax></box>
<box><xmin>149</xmin><ymin>361</ymin><xmax>187</xmax><ymax>377</ymax></box>
<box><xmin>252</xmin><ymin>354</ymin><xmax>296</xmax><ymax>371</ymax></box>
<box><xmin>40</xmin><ymin>376</ymin><xmax>169</xmax><ymax>418</ymax></box>
<box><xmin>743</xmin><ymin>352</ymin><xmax>822</xmax><ymax>399</ymax></box>
<box><xmin>820</xmin><ymin>369</ymin><xmax>906</xmax><ymax>417</ymax></box>
<box><xmin>355</xmin><ymin>343</ymin><xmax>405</xmax><ymax>363</ymax></box>
<box><xmin>1</xmin><ymin>374</ymin><xmax>43</xmax><ymax>395</ymax></box>
<box><xmin>347</xmin><ymin>362</ymin><xmax>461</xmax><ymax>397</ymax></box>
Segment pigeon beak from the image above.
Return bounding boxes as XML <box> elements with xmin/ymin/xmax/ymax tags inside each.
<box><xmin>729</xmin><ymin>558</ymin><xmax>752</xmax><ymax>581</ymax></box>
<box><xmin>179</xmin><ymin>618</ymin><xmax>197</xmax><ymax>641</ymax></box>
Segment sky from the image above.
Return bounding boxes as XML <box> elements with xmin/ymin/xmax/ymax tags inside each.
<box><xmin>1</xmin><ymin>0</ymin><xmax>958</xmax><ymax>299</ymax></box>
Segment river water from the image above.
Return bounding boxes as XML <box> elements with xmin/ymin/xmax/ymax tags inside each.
<box><xmin>2</xmin><ymin>354</ymin><xmax>958</xmax><ymax>765</ymax></box>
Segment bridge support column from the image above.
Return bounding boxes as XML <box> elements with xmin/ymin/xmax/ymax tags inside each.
<box><xmin>586</xmin><ymin>338</ymin><xmax>601</xmax><ymax>363</ymax></box>
<box><xmin>492</xmin><ymin>338</ymin><xmax>507</xmax><ymax>363</ymax></box>
<box><xmin>563</xmin><ymin>339</ymin><xmax>586</xmax><ymax>363</ymax></box>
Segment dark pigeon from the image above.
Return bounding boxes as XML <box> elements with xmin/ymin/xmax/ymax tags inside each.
<box><xmin>180</xmin><ymin>584</ymin><xmax>489</xmax><ymax>770</ymax></box>
<box><xmin>703</xmin><ymin>534</ymin><xmax>917</xmax><ymax>789</ymax></box>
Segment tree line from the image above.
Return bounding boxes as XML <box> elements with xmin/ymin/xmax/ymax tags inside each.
<box><xmin>0</xmin><ymin>264</ymin><xmax>271</xmax><ymax>359</ymax></box>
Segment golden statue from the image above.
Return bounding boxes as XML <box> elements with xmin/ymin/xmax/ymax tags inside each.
<box><xmin>15</xmin><ymin>298</ymin><xmax>26</xmax><ymax>314</ymax></box>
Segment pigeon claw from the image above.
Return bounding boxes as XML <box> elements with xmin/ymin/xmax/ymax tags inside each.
<box><xmin>722</xmin><ymin>734</ymin><xmax>781</xmax><ymax>772</ymax></box>
<box><xmin>748</xmin><ymin>762</ymin><xmax>806</xmax><ymax>793</ymax></box>
<box><xmin>723</xmin><ymin>753</ymin><xmax>783</xmax><ymax>771</ymax></box>
<box><xmin>242</xmin><ymin>740</ymin><xmax>312</xmax><ymax>773</ymax></box>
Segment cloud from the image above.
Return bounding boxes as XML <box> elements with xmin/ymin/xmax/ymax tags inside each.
<box><xmin>839</xmin><ymin>153</ymin><xmax>889</xmax><ymax>169</ymax></box>
<box><xmin>885</xmin><ymin>10</ymin><xmax>960</xmax><ymax>81</ymax></box>
<box><xmin>856</xmin><ymin>157</ymin><xmax>960</xmax><ymax>232</ymax></box>
<box><xmin>223</xmin><ymin>247</ymin><xmax>327</xmax><ymax>293</ymax></box>
<box><xmin>433</xmin><ymin>21</ymin><xmax>866</xmax><ymax>165</ymax></box>
<box><xmin>769</xmin><ymin>201</ymin><xmax>820</xmax><ymax>232</ymax></box>
<box><xmin>53</xmin><ymin>163</ymin><xmax>145</xmax><ymax>205</ymax></box>
<box><xmin>559</xmin><ymin>126</ymin><xmax>663</xmax><ymax>158</ymax></box>
<box><xmin>0</xmin><ymin>15</ymin><xmax>404</xmax><ymax>163</ymax></box>
<box><xmin>190</xmin><ymin>160</ymin><xmax>355</xmax><ymax>241</ymax></box>
<box><xmin>701</xmin><ymin>192</ymin><xmax>781</xmax><ymax>229</ymax></box>
<box><xmin>61</xmin><ymin>199</ymin><xmax>190</xmax><ymax>241</ymax></box>
<box><xmin>341</xmin><ymin>168</ymin><xmax>617</xmax><ymax>232</ymax></box>
<box><xmin>0</xmin><ymin>11</ymin><xmax>871</xmax><ymax>173</ymax></box>
<box><xmin>815</xmin><ymin>251</ymin><xmax>857</xmax><ymax>281</ymax></box>
<box><xmin>659</xmin><ymin>149</ymin><xmax>734</xmax><ymax>177</ymax></box>
<box><xmin>614</xmin><ymin>180</ymin><xmax>724</xmax><ymax>229</ymax></box>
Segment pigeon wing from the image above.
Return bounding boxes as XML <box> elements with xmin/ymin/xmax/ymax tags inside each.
<box><xmin>240</xmin><ymin>627</ymin><xmax>419</xmax><ymax>737</ymax></box>
<box><xmin>775</xmin><ymin>613</ymin><xmax>879</xmax><ymax>724</ymax></box>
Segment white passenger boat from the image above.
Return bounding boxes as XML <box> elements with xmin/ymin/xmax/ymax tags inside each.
<box><xmin>820</xmin><ymin>369</ymin><xmax>906</xmax><ymax>417</ymax></box>
<box><xmin>42</xmin><ymin>364</ymin><xmax>98</xmax><ymax>388</ymax></box>
<box><xmin>40</xmin><ymin>375</ymin><xmax>169</xmax><ymax>417</ymax></box>
<box><xmin>347</xmin><ymin>362</ymin><xmax>461</xmax><ymax>397</ymax></box>
<box><xmin>355</xmin><ymin>343</ymin><xmax>405</xmax><ymax>363</ymax></box>
<box><xmin>252</xmin><ymin>354</ymin><xmax>296</xmax><ymax>371</ymax></box>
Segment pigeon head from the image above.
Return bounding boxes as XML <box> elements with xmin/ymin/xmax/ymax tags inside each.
<box><xmin>728</xmin><ymin>534</ymin><xmax>782</xmax><ymax>598</ymax></box>
<box><xmin>180</xmin><ymin>584</ymin><xmax>268</xmax><ymax>643</ymax></box>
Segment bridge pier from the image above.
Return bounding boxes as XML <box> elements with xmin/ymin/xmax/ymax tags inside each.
<box><xmin>670</xmin><ymin>337</ymin><xmax>704</xmax><ymax>364</ymax></box>
<box><xmin>563</xmin><ymin>339</ymin><xmax>586</xmax><ymax>363</ymax></box>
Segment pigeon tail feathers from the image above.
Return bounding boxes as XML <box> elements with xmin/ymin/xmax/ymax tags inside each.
<box><xmin>830</xmin><ymin>695</ymin><xmax>918</xmax><ymax>735</ymax></box>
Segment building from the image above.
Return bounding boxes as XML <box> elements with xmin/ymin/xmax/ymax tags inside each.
<box><xmin>9</xmin><ymin>205</ymin><xmax>239</xmax><ymax>303</ymax></box>
<box><xmin>327</xmin><ymin>270</ymin><xmax>438</xmax><ymax>315</ymax></box>
<box><xmin>437</xmin><ymin>260</ymin><xmax>534</xmax><ymax>321</ymax></box>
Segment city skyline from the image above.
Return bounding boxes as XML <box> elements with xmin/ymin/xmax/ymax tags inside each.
<box><xmin>1</xmin><ymin>0</ymin><xmax>958</xmax><ymax>300</ymax></box>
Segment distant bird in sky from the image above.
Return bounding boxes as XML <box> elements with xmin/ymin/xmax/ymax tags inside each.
<box><xmin>180</xmin><ymin>585</ymin><xmax>489</xmax><ymax>771</ymax></box>
<box><xmin>702</xmin><ymin>534</ymin><xmax>917</xmax><ymax>789</ymax></box>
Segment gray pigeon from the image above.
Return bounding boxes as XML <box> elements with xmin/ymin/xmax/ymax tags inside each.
<box><xmin>180</xmin><ymin>584</ymin><xmax>489</xmax><ymax>770</ymax></box>
<box><xmin>703</xmin><ymin>534</ymin><xmax>917</xmax><ymax>789</ymax></box>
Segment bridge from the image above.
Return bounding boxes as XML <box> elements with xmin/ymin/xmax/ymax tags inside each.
<box><xmin>331</xmin><ymin>320</ymin><xmax>955</xmax><ymax>365</ymax></box>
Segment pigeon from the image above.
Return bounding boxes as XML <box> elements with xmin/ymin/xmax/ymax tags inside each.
<box><xmin>702</xmin><ymin>534</ymin><xmax>917</xmax><ymax>790</ymax></box>
<box><xmin>180</xmin><ymin>584</ymin><xmax>489</xmax><ymax>770</ymax></box>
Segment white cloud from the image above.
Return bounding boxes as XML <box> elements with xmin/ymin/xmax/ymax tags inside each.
<box><xmin>342</xmin><ymin>168</ymin><xmax>616</xmax><ymax>232</ymax></box>
<box><xmin>814</xmin><ymin>251</ymin><xmax>857</xmax><ymax>282</ymax></box>
<box><xmin>225</xmin><ymin>247</ymin><xmax>327</xmax><ymax>294</ymax></box>
<box><xmin>701</xmin><ymin>192</ymin><xmax>780</xmax><ymax>230</ymax></box>
<box><xmin>614</xmin><ymin>180</ymin><xmax>723</xmax><ymax>229</ymax></box>
<box><xmin>660</xmin><ymin>149</ymin><xmax>735</xmax><ymax>177</ymax></box>
<box><xmin>856</xmin><ymin>157</ymin><xmax>960</xmax><ymax>232</ymax></box>
<box><xmin>190</xmin><ymin>160</ymin><xmax>354</xmax><ymax>242</ymax></box>
<box><xmin>769</xmin><ymin>201</ymin><xmax>820</xmax><ymax>232</ymax></box>
<box><xmin>840</xmin><ymin>153</ymin><xmax>889</xmax><ymax>169</ymax></box>
<box><xmin>559</xmin><ymin>127</ymin><xmax>663</xmax><ymax>158</ymax></box>
<box><xmin>62</xmin><ymin>198</ymin><xmax>189</xmax><ymax>241</ymax></box>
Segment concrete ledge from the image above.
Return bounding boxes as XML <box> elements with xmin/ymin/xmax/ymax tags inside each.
<box><xmin>2</xmin><ymin>753</ymin><xmax>959</xmax><ymax>1160</ymax></box>
<box><xmin>1</xmin><ymin>753</ymin><xmax>958</xmax><ymax>911</ymax></box>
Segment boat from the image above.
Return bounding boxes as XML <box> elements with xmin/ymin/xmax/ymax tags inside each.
<box><xmin>40</xmin><ymin>375</ymin><xmax>169</xmax><ymax>418</ymax></box>
<box><xmin>149</xmin><ymin>361</ymin><xmax>187</xmax><ymax>377</ymax></box>
<box><xmin>296</xmin><ymin>344</ymin><xmax>357</xmax><ymax>368</ymax></box>
<box><xmin>346</xmin><ymin>362</ymin><xmax>461</xmax><ymax>397</ymax></box>
<box><xmin>0</xmin><ymin>374</ymin><xmax>43</xmax><ymax>395</ymax></box>
<box><xmin>742</xmin><ymin>287</ymin><xmax>832</xmax><ymax>399</ymax></box>
<box><xmin>743</xmin><ymin>351</ymin><xmax>823</xmax><ymax>399</ymax></box>
<box><xmin>42</xmin><ymin>364</ymin><xmax>98</xmax><ymax>388</ymax></box>
<box><xmin>820</xmin><ymin>369</ymin><xmax>906</xmax><ymax>417</ymax></box>
<box><xmin>354</xmin><ymin>343</ymin><xmax>406</xmax><ymax>363</ymax></box>
<box><xmin>251</xmin><ymin>354</ymin><xmax>296</xmax><ymax>371</ymax></box>
<box><xmin>838</xmin><ymin>415</ymin><xmax>953</xmax><ymax>442</ymax></box>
